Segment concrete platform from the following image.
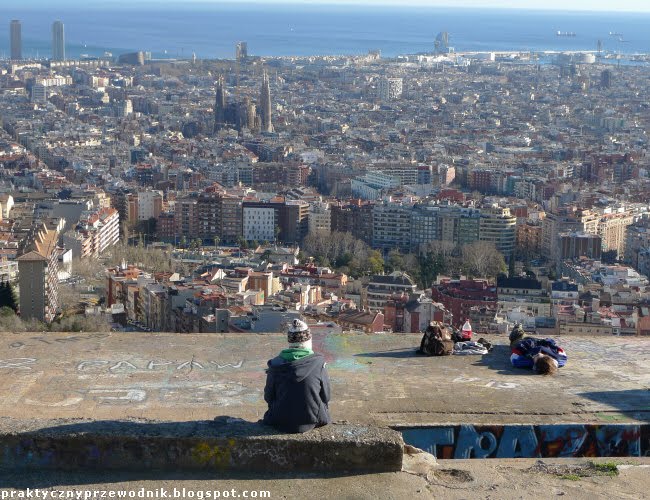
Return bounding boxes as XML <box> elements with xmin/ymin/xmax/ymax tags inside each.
<box><xmin>0</xmin><ymin>331</ymin><xmax>647</xmax><ymax>427</ymax></box>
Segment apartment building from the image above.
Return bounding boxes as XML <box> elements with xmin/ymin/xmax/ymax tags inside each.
<box><xmin>17</xmin><ymin>224</ymin><xmax>59</xmax><ymax>322</ymax></box>
<box><xmin>62</xmin><ymin>207</ymin><xmax>120</xmax><ymax>258</ymax></box>
<box><xmin>479</xmin><ymin>206</ymin><xmax>517</xmax><ymax>260</ymax></box>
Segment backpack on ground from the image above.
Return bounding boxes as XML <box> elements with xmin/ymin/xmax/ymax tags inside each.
<box><xmin>417</xmin><ymin>322</ymin><xmax>454</xmax><ymax>356</ymax></box>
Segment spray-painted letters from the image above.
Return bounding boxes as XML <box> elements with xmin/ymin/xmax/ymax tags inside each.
<box><xmin>401</xmin><ymin>424</ymin><xmax>647</xmax><ymax>458</ymax></box>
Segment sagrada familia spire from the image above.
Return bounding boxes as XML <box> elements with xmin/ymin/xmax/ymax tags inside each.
<box><xmin>213</xmin><ymin>75</ymin><xmax>226</xmax><ymax>134</ymax></box>
<box><xmin>260</xmin><ymin>70</ymin><xmax>273</xmax><ymax>133</ymax></box>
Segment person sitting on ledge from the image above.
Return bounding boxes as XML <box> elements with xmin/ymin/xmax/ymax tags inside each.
<box><xmin>262</xmin><ymin>319</ymin><xmax>331</xmax><ymax>433</ymax></box>
<box><xmin>510</xmin><ymin>336</ymin><xmax>567</xmax><ymax>375</ymax></box>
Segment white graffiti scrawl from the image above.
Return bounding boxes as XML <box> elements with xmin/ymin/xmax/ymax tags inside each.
<box><xmin>76</xmin><ymin>359</ymin><xmax>245</xmax><ymax>371</ymax></box>
<box><xmin>0</xmin><ymin>358</ymin><xmax>37</xmax><ymax>371</ymax></box>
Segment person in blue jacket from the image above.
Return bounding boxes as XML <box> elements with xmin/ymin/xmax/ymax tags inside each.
<box><xmin>510</xmin><ymin>336</ymin><xmax>567</xmax><ymax>375</ymax></box>
<box><xmin>263</xmin><ymin>319</ymin><xmax>331</xmax><ymax>433</ymax></box>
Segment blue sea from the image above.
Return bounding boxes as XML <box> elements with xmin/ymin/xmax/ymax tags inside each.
<box><xmin>0</xmin><ymin>2</ymin><xmax>649</xmax><ymax>60</ymax></box>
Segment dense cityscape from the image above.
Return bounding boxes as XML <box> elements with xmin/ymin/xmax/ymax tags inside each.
<box><xmin>1</xmin><ymin>17</ymin><xmax>649</xmax><ymax>338</ymax></box>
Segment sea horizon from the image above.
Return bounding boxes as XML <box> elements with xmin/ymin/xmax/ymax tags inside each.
<box><xmin>0</xmin><ymin>3</ymin><xmax>649</xmax><ymax>60</ymax></box>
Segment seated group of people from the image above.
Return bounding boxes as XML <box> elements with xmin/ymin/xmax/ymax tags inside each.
<box><xmin>262</xmin><ymin>319</ymin><xmax>567</xmax><ymax>435</ymax></box>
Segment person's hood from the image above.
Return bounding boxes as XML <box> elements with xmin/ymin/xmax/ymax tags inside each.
<box><xmin>267</xmin><ymin>352</ymin><xmax>324</xmax><ymax>383</ymax></box>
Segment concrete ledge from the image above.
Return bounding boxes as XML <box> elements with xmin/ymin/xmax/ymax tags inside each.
<box><xmin>0</xmin><ymin>419</ymin><xmax>404</xmax><ymax>473</ymax></box>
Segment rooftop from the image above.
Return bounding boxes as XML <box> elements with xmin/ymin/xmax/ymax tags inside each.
<box><xmin>16</xmin><ymin>223</ymin><xmax>58</xmax><ymax>260</ymax></box>
<box><xmin>369</xmin><ymin>272</ymin><xmax>416</xmax><ymax>287</ymax></box>
<box><xmin>497</xmin><ymin>276</ymin><xmax>543</xmax><ymax>290</ymax></box>
<box><xmin>0</xmin><ymin>332</ymin><xmax>647</xmax><ymax>426</ymax></box>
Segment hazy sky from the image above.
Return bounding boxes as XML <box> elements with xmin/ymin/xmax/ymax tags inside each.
<box><xmin>180</xmin><ymin>0</ymin><xmax>650</xmax><ymax>12</ymax></box>
<box><xmin>16</xmin><ymin>0</ymin><xmax>650</xmax><ymax>12</ymax></box>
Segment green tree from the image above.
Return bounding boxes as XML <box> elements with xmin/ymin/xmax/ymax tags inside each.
<box><xmin>137</xmin><ymin>217</ymin><xmax>157</xmax><ymax>236</ymax></box>
<box><xmin>316</xmin><ymin>255</ymin><xmax>331</xmax><ymax>267</ymax></box>
<box><xmin>508</xmin><ymin>257</ymin><xmax>516</xmax><ymax>278</ymax></box>
<box><xmin>366</xmin><ymin>250</ymin><xmax>384</xmax><ymax>275</ymax></box>
<box><xmin>0</xmin><ymin>306</ymin><xmax>26</xmax><ymax>332</ymax></box>
<box><xmin>51</xmin><ymin>314</ymin><xmax>111</xmax><ymax>332</ymax></box>
<box><xmin>418</xmin><ymin>253</ymin><xmax>433</xmax><ymax>289</ymax></box>
<box><xmin>334</xmin><ymin>252</ymin><xmax>352</xmax><ymax>268</ymax></box>
<box><xmin>8</xmin><ymin>283</ymin><xmax>17</xmax><ymax>312</ymax></box>
<box><xmin>0</xmin><ymin>283</ymin><xmax>8</xmax><ymax>308</ymax></box>
<box><xmin>0</xmin><ymin>282</ymin><xmax>18</xmax><ymax>312</ymax></box>
<box><xmin>386</xmin><ymin>250</ymin><xmax>405</xmax><ymax>273</ymax></box>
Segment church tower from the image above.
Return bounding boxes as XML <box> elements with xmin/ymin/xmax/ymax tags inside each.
<box><xmin>259</xmin><ymin>70</ymin><xmax>273</xmax><ymax>133</ymax></box>
<box><xmin>213</xmin><ymin>76</ymin><xmax>226</xmax><ymax>133</ymax></box>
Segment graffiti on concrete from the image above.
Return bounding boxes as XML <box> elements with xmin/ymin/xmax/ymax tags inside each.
<box><xmin>0</xmin><ymin>354</ymin><xmax>258</xmax><ymax>409</ymax></box>
<box><xmin>0</xmin><ymin>358</ymin><xmax>37</xmax><ymax>371</ymax></box>
<box><xmin>22</xmin><ymin>383</ymin><xmax>259</xmax><ymax>408</ymax></box>
<box><xmin>0</xmin><ymin>357</ymin><xmax>246</xmax><ymax>373</ymax></box>
<box><xmin>452</xmin><ymin>375</ymin><xmax>521</xmax><ymax>390</ymax></box>
<box><xmin>192</xmin><ymin>440</ymin><xmax>235</xmax><ymax>468</ymax></box>
<box><xmin>76</xmin><ymin>359</ymin><xmax>245</xmax><ymax>372</ymax></box>
<box><xmin>9</xmin><ymin>333</ymin><xmax>109</xmax><ymax>349</ymax></box>
<box><xmin>401</xmin><ymin>424</ymin><xmax>647</xmax><ymax>458</ymax></box>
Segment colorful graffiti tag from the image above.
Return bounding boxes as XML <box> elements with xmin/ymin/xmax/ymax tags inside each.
<box><xmin>401</xmin><ymin>424</ymin><xmax>649</xmax><ymax>459</ymax></box>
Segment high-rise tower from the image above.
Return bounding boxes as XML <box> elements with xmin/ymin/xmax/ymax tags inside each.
<box><xmin>213</xmin><ymin>76</ymin><xmax>226</xmax><ymax>133</ymax></box>
<box><xmin>260</xmin><ymin>70</ymin><xmax>273</xmax><ymax>133</ymax></box>
<box><xmin>10</xmin><ymin>20</ymin><xmax>22</xmax><ymax>60</ymax></box>
<box><xmin>246</xmin><ymin>97</ymin><xmax>257</xmax><ymax>132</ymax></box>
<box><xmin>601</xmin><ymin>69</ymin><xmax>612</xmax><ymax>89</ymax></box>
<box><xmin>236</xmin><ymin>42</ymin><xmax>248</xmax><ymax>62</ymax></box>
<box><xmin>434</xmin><ymin>31</ymin><xmax>449</xmax><ymax>54</ymax></box>
<box><xmin>52</xmin><ymin>21</ymin><xmax>65</xmax><ymax>61</ymax></box>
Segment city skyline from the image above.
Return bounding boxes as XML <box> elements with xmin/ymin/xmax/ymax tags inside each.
<box><xmin>4</xmin><ymin>3</ymin><xmax>650</xmax><ymax>62</ymax></box>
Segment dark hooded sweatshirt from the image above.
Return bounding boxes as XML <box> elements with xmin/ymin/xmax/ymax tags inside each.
<box><xmin>263</xmin><ymin>352</ymin><xmax>331</xmax><ymax>433</ymax></box>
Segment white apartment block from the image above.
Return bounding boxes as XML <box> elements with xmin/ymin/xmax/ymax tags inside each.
<box><xmin>243</xmin><ymin>206</ymin><xmax>276</xmax><ymax>242</ymax></box>
<box><xmin>378</xmin><ymin>77</ymin><xmax>403</xmax><ymax>101</ymax></box>
<box><xmin>128</xmin><ymin>190</ymin><xmax>163</xmax><ymax>222</ymax></box>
